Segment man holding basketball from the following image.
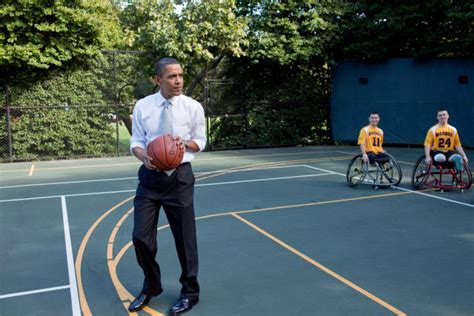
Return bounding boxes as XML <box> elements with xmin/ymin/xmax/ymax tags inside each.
<box><xmin>424</xmin><ymin>109</ymin><xmax>468</xmax><ymax>170</ymax></box>
<box><xmin>357</xmin><ymin>112</ymin><xmax>388</xmax><ymax>163</ymax></box>
<box><xmin>129</xmin><ymin>58</ymin><xmax>206</xmax><ymax>314</ymax></box>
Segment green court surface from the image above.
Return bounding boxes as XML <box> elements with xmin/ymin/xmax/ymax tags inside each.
<box><xmin>0</xmin><ymin>146</ymin><xmax>473</xmax><ymax>316</ymax></box>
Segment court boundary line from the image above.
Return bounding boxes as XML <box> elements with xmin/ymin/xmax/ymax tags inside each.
<box><xmin>0</xmin><ymin>150</ymin><xmax>349</xmax><ymax>174</ymax></box>
<box><xmin>0</xmin><ymin>285</ymin><xmax>70</xmax><ymax>300</ymax></box>
<box><xmin>0</xmin><ymin>164</ymin><xmax>309</xmax><ymax>190</ymax></box>
<box><xmin>107</xmin><ymin>190</ymin><xmax>417</xmax><ymax>315</ymax></box>
<box><xmin>232</xmin><ymin>213</ymin><xmax>407</xmax><ymax>315</ymax></box>
<box><xmin>303</xmin><ymin>165</ymin><xmax>474</xmax><ymax>208</ymax></box>
<box><xmin>0</xmin><ymin>166</ymin><xmax>334</xmax><ymax>203</ymax></box>
<box><xmin>2</xmin><ymin>164</ymin><xmax>470</xmax><ymax>207</ymax></box>
<box><xmin>2</xmin><ymin>159</ymin><xmax>471</xmax><ymax>313</ymax></box>
<box><xmin>197</xmin><ymin>172</ymin><xmax>335</xmax><ymax>187</ymax></box>
<box><xmin>61</xmin><ymin>196</ymin><xmax>81</xmax><ymax>316</ymax></box>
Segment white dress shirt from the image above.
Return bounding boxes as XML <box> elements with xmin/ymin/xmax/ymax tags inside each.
<box><xmin>130</xmin><ymin>91</ymin><xmax>207</xmax><ymax>163</ymax></box>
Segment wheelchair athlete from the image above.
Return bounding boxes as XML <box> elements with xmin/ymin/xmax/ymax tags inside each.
<box><xmin>358</xmin><ymin>112</ymin><xmax>389</xmax><ymax>164</ymax></box>
<box><xmin>424</xmin><ymin>109</ymin><xmax>469</xmax><ymax>171</ymax></box>
<box><xmin>347</xmin><ymin>112</ymin><xmax>402</xmax><ymax>188</ymax></box>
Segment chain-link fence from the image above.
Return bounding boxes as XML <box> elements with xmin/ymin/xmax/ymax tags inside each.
<box><xmin>1</xmin><ymin>51</ymin><xmax>332</xmax><ymax>162</ymax></box>
<box><xmin>1</xmin><ymin>50</ymin><xmax>151</xmax><ymax>162</ymax></box>
<box><xmin>0</xmin><ymin>103</ymin><xmax>134</xmax><ymax>162</ymax></box>
<box><xmin>204</xmin><ymin>79</ymin><xmax>331</xmax><ymax>150</ymax></box>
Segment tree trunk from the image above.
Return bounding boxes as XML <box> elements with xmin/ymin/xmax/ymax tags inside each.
<box><xmin>185</xmin><ymin>55</ymin><xmax>225</xmax><ymax>96</ymax></box>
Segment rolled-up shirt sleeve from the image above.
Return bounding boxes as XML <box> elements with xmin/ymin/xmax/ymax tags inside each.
<box><xmin>191</xmin><ymin>103</ymin><xmax>207</xmax><ymax>152</ymax></box>
<box><xmin>130</xmin><ymin>103</ymin><xmax>147</xmax><ymax>152</ymax></box>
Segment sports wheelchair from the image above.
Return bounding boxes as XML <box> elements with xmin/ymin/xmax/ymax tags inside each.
<box><xmin>346</xmin><ymin>153</ymin><xmax>402</xmax><ymax>189</ymax></box>
<box><xmin>411</xmin><ymin>156</ymin><xmax>472</xmax><ymax>192</ymax></box>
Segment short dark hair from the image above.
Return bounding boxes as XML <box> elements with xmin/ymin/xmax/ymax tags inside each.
<box><xmin>370</xmin><ymin>112</ymin><xmax>379</xmax><ymax>116</ymax></box>
<box><xmin>437</xmin><ymin>108</ymin><xmax>448</xmax><ymax>113</ymax></box>
<box><xmin>154</xmin><ymin>58</ymin><xmax>180</xmax><ymax>77</ymax></box>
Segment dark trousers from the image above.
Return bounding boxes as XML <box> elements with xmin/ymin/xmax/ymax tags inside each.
<box><xmin>367</xmin><ymin>152</ymin><xmax>389</xmax><ymax>164</ymax></box>
<box><xmin>132</xmin><ymin>162</ymin><xmax>199</xmax><ymax>299</ymax></box>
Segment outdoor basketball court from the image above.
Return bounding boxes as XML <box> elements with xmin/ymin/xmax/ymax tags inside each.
<box><xmin>0</xmin><ymin>146</ymin><xmax>473</xmax><ymax>316</ymax></box>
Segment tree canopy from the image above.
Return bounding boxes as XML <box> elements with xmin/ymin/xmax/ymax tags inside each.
<box><xmin>336</xmin><ymin>0</ymin><xmax>474</xmax><ymax>60</ymax></box>
<box><xmin>0</xmin><ymin>0</ymin><xmax>122</xmax><ymax>80</ymax></box>
<box><xmin>120</xmin><ymin>0</ymin><xmax>248</xmax><ymax>96</ymax></box>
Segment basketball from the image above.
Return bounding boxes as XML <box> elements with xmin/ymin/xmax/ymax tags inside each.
<box><xmin>147</xmin><ymin>134</ymin><xmax>185</xmax><ymax>171</ymax></box>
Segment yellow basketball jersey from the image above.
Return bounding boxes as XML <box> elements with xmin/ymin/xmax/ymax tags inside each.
<box><xmin>424</xmin><ymin>124</ymin><xmax>461</xmax><ymax>151</ymax></box>
<box><xmin>358</xmin><ymin>125</ymin><xmax>384</xmax><ymax>154</ymax></box>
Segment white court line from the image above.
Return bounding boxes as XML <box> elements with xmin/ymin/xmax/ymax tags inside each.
<box><xmin>61</xmin><ymin>196</ymin><xmax>81</xmax><ymax>315</ymax></box>
<box><xmin>197</xmin><ymin>172</ymin><xmax>335</xmax><ymax>187</ymax></box>
<box><xmin>0</xmin><ymin>170</ymin><xmax>332</xmax><ymax>203</ymax></box>
<box><xmin>2</xmin><ymin>164</ymin><xmax>471</xmax><ymax>207</ymax></box>
<box><xmin>0</xmin><ymin>165</ymin><xmax>306</xmax><ymax>190</ymax></box>
<box><xmin>0</xmin><ymin>285</ymin><xmax>70</xmax><ymax>299</ymax></box>
<box><xmin>302</xmin><ymin>165</ymin><xmax>474</xmax><ymax>208</ymax></box>
<box><xmin>0</xmin><ymin>176</ymin><xmax>138</xmax><ymax>189</ymax></box>
<box><xmin>0</xmin><ymin>189</ymin><xmax>137</xmax><ymax>203</ymax></box>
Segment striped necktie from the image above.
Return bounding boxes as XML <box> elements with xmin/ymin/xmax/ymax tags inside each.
<box><xmin>158</xmin><ymin>100</ymin><xmax>173</xmax><ymax>136</ymax></box>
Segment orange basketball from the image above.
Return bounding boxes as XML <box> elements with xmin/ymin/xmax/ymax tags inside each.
<box><xmin>147</xmin><ymin>134</ymin><xmax>184</xmax><ymax>171</ymax></box>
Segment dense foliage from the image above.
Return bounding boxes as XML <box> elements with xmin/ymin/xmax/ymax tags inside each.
<box><xmin>0</xmin><ymin>0</ymin><xmax>121</xmax><ymax>160</ymax></box>
<box><xmin>120</xmin><ymin>0</ymin><xmax>248</xmax><ymax>97</ymax></box>
<box><xmin>0</xmin><ymin>0</ymin><xmax>121</xmax><ymax>79</ymax></box>
<box><xmin>1</xmin><ymin>0</ymin><xmax>473</xmax><ymax>159</ymax></box>
<box><xmin>1</xmin><ymin>67</ymin><xmax>115</xmax><ymax>160</ymax></box>
<box><xmin>336</xmin><ymin>0</ymin><xmax>474</xmax><ymax>60</ymax></box>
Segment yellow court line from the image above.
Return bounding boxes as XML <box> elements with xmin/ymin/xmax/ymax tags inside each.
<box><xmin>397</xmin><ymin>160</ymin><xmax>416</xmax><ymax>165</ymax></box>
<box><xmin>80</xmin><ymin>161</ymin><xmax>419</xmax><ymax>315</ymax></box>
<box><xmin>107</xmin><ymin>207</ymin><xmax>165</xmax><ymax>316</ymax></box>
<box><xmin>231</xmin><ymin>213</ymin><xmax>407</xmax><ymax>316</ymax></box>
<box><xmin>196</xmin><ymin>156</ymin><xmax>350</xmax><ymax>181</ymax></box>
<box><xmin>108</xmin><ymin>190</ymin><xmax>421</xmax><ymax>315</ymax></box>
<box><xmin>75</xmin><ymin>196</ymin><xmax>135</xmax><ymax>316</ymax></box>
<box><xmin>0</xmin><ymin>151</ymin><xmax>352</xmax><ymax>174</ymax></box>
<box><xmin>237</xmin><ymin>190</ymin><xmax>415</xmax><ymax>215</ymax></box>
<box><xmin>196</xmin><ymin>150</ymin><xmax>348</xmax><ymax>161</ymax></box>
<box><xmin>0</xmin><ymin>162</ymin><xmax>140</xmax><ymax>174</ymax></box>
<box><xmin>28</xmin><ymin>164</ymin><xmax>35</xmax><ymax>176</ymax></box>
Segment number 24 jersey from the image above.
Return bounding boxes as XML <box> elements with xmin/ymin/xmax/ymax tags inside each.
<box><xmin>424</xmin><ymin>124</ymin><xmax>461</xmax><ymax>151</ymax></box>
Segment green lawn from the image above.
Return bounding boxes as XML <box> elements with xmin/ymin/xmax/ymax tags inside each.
<box><xmin>111</xmin><ymin>123</ymin><xmax>131</xmax><ymax>154</ymax></box>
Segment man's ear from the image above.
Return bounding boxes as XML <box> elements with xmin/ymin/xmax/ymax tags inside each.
<box><xmin>153</xmin><ymin>75</ymin><xmax>161</xmax><ymax>86</ymax></box>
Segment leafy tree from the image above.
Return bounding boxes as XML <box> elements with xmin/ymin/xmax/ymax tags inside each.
<box><xmin>0</xmin><ymin>0</ymin><xmax>122</xmax><ymax>160</ymax></box>
<box><xmin>120</xmin><ymin>0</ymin><xmax>248</xmax><ymax>98</ymax></box>
<box><xmin>1</xmin><ymin>67</ymin><xmax>116</xmax><ymax>160</ymax></box>
<box><xmin>204</xmin><ymin>0</ymin><xmax>339</xmax><ymax>147</ymax></box>
<box><xmin>237</xmin><ymin>0</ymin><xmax>349</xmax><ymax>65</ymax></box>
<box><xmin>0</xmin><ymin>0</ymin><xmax>122</xmax><ymax>80</ymax></box>
<box><xmin>335</xmin><ymin>1</ymin><xmax>474</xmax><ymax>60</ymax></box>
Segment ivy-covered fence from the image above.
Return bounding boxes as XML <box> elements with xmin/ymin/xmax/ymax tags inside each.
<box><xmin>0</xmin><ymin>104</ymin><xmax>132</xmax><ymax>162</ymax></box>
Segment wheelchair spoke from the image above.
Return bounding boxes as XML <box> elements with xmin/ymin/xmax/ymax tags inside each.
<box><xmin>346</xmin><ymin>155</ymin><xmax>367</xmax><ymax>186</ymax></box>
<box><xmin>412</xmin><ymin>156</ymin><xmax>430</xmax><ymax>189</ymax></box>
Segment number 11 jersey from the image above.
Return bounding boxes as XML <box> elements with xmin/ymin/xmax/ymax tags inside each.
<box><xmin>358</xmin><ymin>125</ymin><xmax>384</xmax><ymax>154</ymax></box>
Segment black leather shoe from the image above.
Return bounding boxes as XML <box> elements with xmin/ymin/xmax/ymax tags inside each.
<box><xmin>169</xmin><ymin>297</ymin><xmax>199</xmax><ymax>315</ymax></box>
<box><xmin>128</xmin><ymin>289</ymin><xmax>163</xmax><ymax>312</ymax></box>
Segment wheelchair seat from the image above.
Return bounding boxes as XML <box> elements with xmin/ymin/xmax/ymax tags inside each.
<box><xmin>411</xmin><ymin>155</ymin><xmax>472</xmax><ymax>192</ymax></box>
<box><xmin>432</xmin><ymin>160</ymin><xmax>455</xmax><ymax>169</ymax></box>
<box><xmin>370</xmin><ymin>156</ymin><xmax>390</xmax><ymax>164</ymax></box>
<box><xmin>347</xmin><ymin>153</ymin><xmax>402</xmax><ymax>189</ymax></box>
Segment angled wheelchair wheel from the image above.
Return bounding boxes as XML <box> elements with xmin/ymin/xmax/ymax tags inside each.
<box><xmin>411</xmin><ymin>156</ymin><xmax>430</xmax><ymax>189</ymax></box>
<box><xmin>346</xmin><ymin>154</ymin><xmax>367</xmax><ymax>186</ymax></box>
<box><xmin>457</xmin><ymin>161</ymin><xmax>472</xmax><ymax>190</ymax></box>
<box><xmin>383</xmin><ymin>154</ymin><xmax>402</xmax><ymax>186</ymax></box>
